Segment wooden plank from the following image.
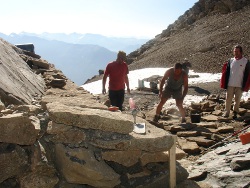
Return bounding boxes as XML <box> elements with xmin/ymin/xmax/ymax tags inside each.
<box><xmin>169</xmin><ymin>135</ymin><xmax>176</xmax><ymax>188</ymax></box>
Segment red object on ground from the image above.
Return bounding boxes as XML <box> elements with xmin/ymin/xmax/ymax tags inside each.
<box><xmin>239</xmin><ymin>132</ymin><xmax>250</xmax><ymax>145</ymax></box>
<box><xmin>108</xmin><ymin>106</ymin><xmax>119</xmax><ymax>111</ymax></box>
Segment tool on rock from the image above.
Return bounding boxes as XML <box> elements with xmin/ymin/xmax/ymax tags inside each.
<box><xmin>129</xmin><ymin>97</ymin><xmax>137</xmax><ymax>124</ymax></box>
<box><xmin>131</xmin><ymin>108</ymin><xmax>138</xmax><ymax>124</ymax></box>
<box><xmin>129</xmin><ymin>97</ymin><xmax>146</xmax><ymax>134</ymax></box>
<box><xmin>203</xmin><ymin>124</ymin><xmax>250</xmax><ymax>154</ymax></box>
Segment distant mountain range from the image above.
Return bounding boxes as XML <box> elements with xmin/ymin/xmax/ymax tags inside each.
<box><xmin>18</xmin><ymin>32</ymin><xmax>149</xmax><ymax>53</ymax></box>
<box><xmin>0</xmin><ymin>32</ymin><xmax>149</xmax><ymax>85</ymax></box>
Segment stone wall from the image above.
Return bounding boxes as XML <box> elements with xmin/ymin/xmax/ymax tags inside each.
<box><xmin>40</xmin><ymin>81</ymin><xmax>184</xmax><ymax>187</ymax></box>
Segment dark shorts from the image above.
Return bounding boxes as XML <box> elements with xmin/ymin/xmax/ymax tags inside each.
<box><xmin>108</xmin><ymin>89</ymin><xmax>125</xmax><ymax>111</ymax></box>
<box><xmin>162</xmin><ymin>86</ymin><xmax>182</xmax><ymax>99</ymax></box>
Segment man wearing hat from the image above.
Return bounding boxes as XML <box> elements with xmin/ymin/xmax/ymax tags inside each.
<box><xmin>102</xmin><ymin>51</ymin><xmax>130</xmax><ymax>111</ymax></box>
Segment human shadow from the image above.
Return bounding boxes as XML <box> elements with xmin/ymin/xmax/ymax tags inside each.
<box><xmin>189</xmin><ymin>86</ymin><xmax>210</xmax><ymax>95</ymax></box>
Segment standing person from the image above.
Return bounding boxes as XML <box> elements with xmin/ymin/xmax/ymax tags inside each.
<box><xmin>220</xmin><ymin>45</ymin><xmax>250</xmax><ymax>118</ymax></box>
<box><xmin>102</xmin><ymin>51</ymin><xmax>130</xmax><ymax>111</ymax></box>
<box><xmin>153</xmin><ymin>63</ymin><xmax>188</xmax><ymax>123</ymax></box>
<box><xmin>182</xmin><ymin>58</ymin><xmax>192</xmax><ymax>75</ymax></box>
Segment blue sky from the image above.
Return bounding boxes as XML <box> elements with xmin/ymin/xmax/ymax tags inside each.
<box><xmin>1</xmin><ymin>0</ymin><xmax>197</xmax><ymax>38</ymax></box>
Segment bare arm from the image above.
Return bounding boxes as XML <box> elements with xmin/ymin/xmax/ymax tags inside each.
<box><xmin>182</xmin><ymin>73</ymin><xmax>188</xmax><ymax>98</ymax></box>
<box><xmin>102</xmin><ymin>74</ymin><xmax>108</xmax><ymax>94</ymax></box>
<box><xmin>159</xmin><ymin>69</ymin><xmax>171</xmax><ymax>97</ymax></box>
<box><xmin>125</xmin><ymin>75</ymin><xmax>130</xmax><ymax>94</ymax></box>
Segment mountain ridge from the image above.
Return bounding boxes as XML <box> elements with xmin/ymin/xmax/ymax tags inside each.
<box><xmin>4</xmin><ymin>32</ymin><xmax>149</xmax><ymax>53</ymax></box>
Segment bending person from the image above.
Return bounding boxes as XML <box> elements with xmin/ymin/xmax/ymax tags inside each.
<box><xmin>154</xmin><ymin>63</ymin><xmax>188</xmax><ymax>123</ymax></box>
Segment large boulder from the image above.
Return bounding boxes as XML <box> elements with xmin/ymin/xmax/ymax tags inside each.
<box><xmin>0</xmin><ymin>39</ymin><xmax>45</xmax><ymax>105</ymax></box>
<box><xmin>0</xmin><ymin>145</ymin><xmax>28</xmax><ymax>183</ymax></box>
<box><xmin>54</xmin><ymin>144</ymin><xmax>120</xmax><ymax>188</ymax></box>
<box><xmin>0</xmin><ymin>113</ymin><xmax>40</xmax><ymax>145</ymax></box>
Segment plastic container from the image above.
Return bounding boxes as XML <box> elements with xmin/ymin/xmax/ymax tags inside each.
<box><xmin>108</xmin><ymin>106</ymin><xmax>119</xmax><ymax>111</ymax></box>
<box><xmin>190</xmin><ymin>114</ymin><xmax>201</xmax><ymax>123</ymax></box>
<box><xmin>138</xmin><ymin>79</ymin><xmax>144</xmax><ymax>89</ymax></box>
<box><xmin>239</xmin><ymin>132</ymin><xmax>250</xmax><ymax>145</ymax></box>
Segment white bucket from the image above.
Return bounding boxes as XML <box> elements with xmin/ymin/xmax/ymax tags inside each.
<box><xmin>138</xmin><ymin>79</ymin><xmax>144</xmax><ymax>89</ymax></box>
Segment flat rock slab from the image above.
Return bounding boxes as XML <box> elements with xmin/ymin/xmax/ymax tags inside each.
<box><xmin>197</xmin><ymin>122</ymin><xmax>218</xmax><ymax>129</ymax></box>
<box><xmin>178</xmin><ymin>137</ymin><xmax>200</xmax><ymax>154</ymax></box>
<box><xmin>46</xmin><ymin>102</ymin><xmax>134</xmax><ymax>134</ymax></box>
<box><xmin>177</xmin><ymin>131</ymin><xmax>199</xmax><ymax>137</ymax></box>
<box><xmin>0</xmin><ymin>113</ymin><xmax>39</xmax><ymax>145</ymax></box>
<box><xmin>186</xmin><ymin>136</ymin><xmax>216</xmax><ymax>147</ymax></box>
<box><xmin>201</xmin><ymin>114</ymin><xmax>218</xmax><ymax>122</ymax></box>
<box><xmin>42</xmin><ymin>94</ymin><xmax>107</xmax><ymax>110</ymax></box>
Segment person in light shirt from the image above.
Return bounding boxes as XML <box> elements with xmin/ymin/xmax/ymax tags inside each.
<box><xmin>221</xmin><ymin>45</ymin><xmax>250</xmax><ymax>118</ymax></box>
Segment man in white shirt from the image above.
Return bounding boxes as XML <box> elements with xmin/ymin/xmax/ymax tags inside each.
<box><xmin>221</xmin><ymin>45</ymin><xmax>250</xmax><ymax>118</ymax></box>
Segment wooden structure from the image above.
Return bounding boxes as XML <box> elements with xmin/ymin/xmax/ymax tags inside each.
<box><xmin>169</xmin><ymin>135</ymin><xmax>177</xmax><ymax>188</ymax></box>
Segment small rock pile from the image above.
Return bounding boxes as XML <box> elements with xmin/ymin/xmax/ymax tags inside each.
<box><xmin>18</xmin><ymin>51</ymin><xmax>67</xmax><ymax>89</ymax></box>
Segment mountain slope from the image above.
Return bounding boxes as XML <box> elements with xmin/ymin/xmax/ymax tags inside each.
<box><xmin>127</xmin><ymin>0</ymin><xmax>250</xmax><ymax>73</ymax></box>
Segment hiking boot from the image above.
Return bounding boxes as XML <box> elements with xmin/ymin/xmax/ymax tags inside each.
<box><xmin>233</xmin><ymin>111</ymin><xmax>238</xmax><ymax>119</ymax></box>
<box><xmin>222</xmin><ymin>112</ymin><xmax>229</xmax><ymax>118</ymax></box>
<box><xmin>153</xmin><ymin>115</ymin><xmax>160</xmax><ymax>122</ymax></box>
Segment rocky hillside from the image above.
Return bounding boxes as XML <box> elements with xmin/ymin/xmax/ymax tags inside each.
<box><xmin>127</xmin><ymin>0</ymin><xmax>250</xmax><ymax>73</ymax></box>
